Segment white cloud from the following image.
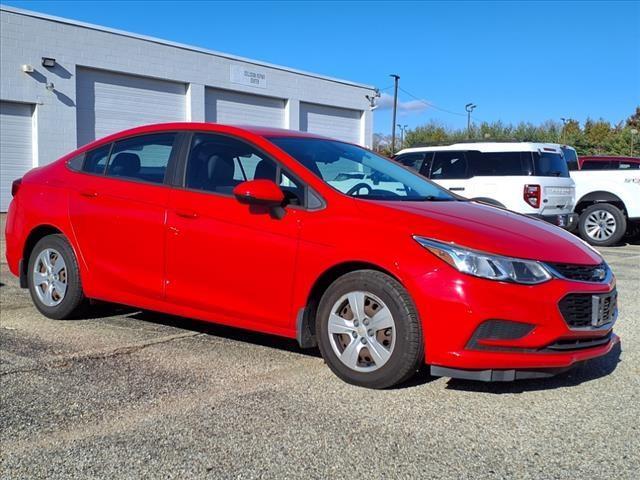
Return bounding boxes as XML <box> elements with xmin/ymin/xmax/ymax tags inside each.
<box><xmin>376</xmin><ymin>92</ymin><xmax>430</xmax><ymax>114</ymax></box>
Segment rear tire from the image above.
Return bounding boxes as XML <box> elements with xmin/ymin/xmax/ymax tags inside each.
<box><xmin>316</xmin><ymin>270</ymin><xmax>423</xmax><ymax>389</ymax></box>
<box><xmin>27</xmin><ymin>234</ymin><xmax>86</xmax><ymax>319</ymax></box>
<box><xmin>578</xmin><ymin>203</ymin><xmax>626</xmax><ymax>247</ymax></box>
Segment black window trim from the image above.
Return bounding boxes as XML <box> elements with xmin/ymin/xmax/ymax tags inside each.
<box><xmin>174</xmin><ymin>130</ymin><xmax>324</xmax><ymax>211</ymax></box>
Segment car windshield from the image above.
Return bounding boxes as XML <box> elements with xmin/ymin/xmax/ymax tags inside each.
<box><xmin>533</xmin><ymin>152</ymin><xmax>570</xmax><ymax>177</ymax></box>
<box><xmin>268</xmin><ymin>137</ymin><xmax>457</xmax><ymax>201</ymax></box>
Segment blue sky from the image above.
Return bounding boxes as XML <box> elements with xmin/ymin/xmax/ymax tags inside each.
<box><xmin>5</xmin><ymin>0</ymin><xmax>639</xmax><ymax>134</ymax></box>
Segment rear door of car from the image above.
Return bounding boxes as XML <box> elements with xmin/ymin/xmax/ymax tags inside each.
<box><xmin>428</xmin><ymin>151</ymin><xmax>470</xmax><ymax>195</ymax></box>
<box><xmin>68</xmin><ymin>132</ymin><xmax>179</xmax><ymax>301</ymax></box>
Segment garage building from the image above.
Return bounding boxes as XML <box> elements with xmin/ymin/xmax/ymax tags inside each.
<box><xmin>0</xmin><ymin>5</ymin><xmax>375</xmax><ymax>211</ymax></box>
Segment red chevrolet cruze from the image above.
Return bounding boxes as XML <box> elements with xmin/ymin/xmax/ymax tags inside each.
<box><xmin>5</xmin><ymin>123</ymin><xmax>619</xmax><ymax>388</ymax></box>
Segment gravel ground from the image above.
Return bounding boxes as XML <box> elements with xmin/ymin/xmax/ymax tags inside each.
<box><xmin>1</xmin><ymin>217</ymin><xmax>639</xmax><ymax>479</ymax></box>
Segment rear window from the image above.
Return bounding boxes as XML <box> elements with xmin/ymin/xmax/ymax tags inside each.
<box><xmin>581</xmin><ymin>160</ymin><xmax>640</xmax><ymax>170</ymax></box>
<box><xmin>467</xmin><ymin>151</ymin><xmax>533</xmax><ymax>176</ymax></box>
<box><xmin>532</xmin><ymin>152</ymin><xmax>569</xmax><ymax>177</ymax></box>
<box><xmin>619</xmin><ymin>162</ymin><xmax>640</xmax><ymax>169</ymax></box>
<box><xmin>581</xmin><ymin>160</ymin><xmax>611</xmax><ymax>170</ymax></box>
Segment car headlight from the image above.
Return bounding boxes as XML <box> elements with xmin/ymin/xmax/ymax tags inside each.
<box><xmin>414</xmin><ymin>236</ymin><xmax>552</xmax><ymax>285</ymax></box>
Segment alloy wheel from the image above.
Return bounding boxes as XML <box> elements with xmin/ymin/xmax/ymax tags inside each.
<box><xmin>585</xmin><ymin>210</ymin><xmax>617</xmax><ymax>241</ymax></box>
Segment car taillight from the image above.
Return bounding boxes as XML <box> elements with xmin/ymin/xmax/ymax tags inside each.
<box><xmin>523</xmin><ymin>184</ymin><xmax>541</xmax><ymax>208</ymax></box>
<box><xmin>11</xmin><ymin>178</ymin><xmax>22</xmax><ymax>197</ymax></box>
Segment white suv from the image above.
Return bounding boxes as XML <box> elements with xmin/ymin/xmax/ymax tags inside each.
<box><xmin>394</xmin><ymin>142</ymin><xmax>578</xmax><ymax>229</ymax></box>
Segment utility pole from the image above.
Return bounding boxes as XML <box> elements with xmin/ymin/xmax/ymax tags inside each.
<box><xmin>390</xmin><ymin>74</ymin><xmax>400</xmax><ymax>154</ymax></box>
<box><xmin>397</xmin><ymin>124</ymin><xmax>408</xmax><ymax>148</ymax></box>
<box><xmin>560</xmin><ymin>117</ymin><xmax>569</xmax><ymax>143</ymax></box>
<box><xmin>465</xmin><ymin>103</ymin><xmax>476</xmax><ymax>139</ymax></box>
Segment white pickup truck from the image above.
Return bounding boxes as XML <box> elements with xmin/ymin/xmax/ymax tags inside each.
<box><xmin>560</xmin><ymin>146</ymin><xmax>640</xmax><ymax>246</ymax></box>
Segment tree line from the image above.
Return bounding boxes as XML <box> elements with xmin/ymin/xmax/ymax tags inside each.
<box><xmin>374</xmin><ymin>107</ymin><xmax>640</xmax><ymax>157</ymax></box>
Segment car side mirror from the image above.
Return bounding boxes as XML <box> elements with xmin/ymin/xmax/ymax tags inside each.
<box><xmin>233</xmin><ymin>179</ymin><xmax>285</xmax><ymax>207</ymax></box>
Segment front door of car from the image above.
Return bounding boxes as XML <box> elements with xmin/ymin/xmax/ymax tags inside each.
<box><xmin>68</xmin><ymin>132</ymin><xmax>177</xmax><ymax>301</ymax></box>
<box><xmin>429</xmin><ymin>151</ymin><xmax>470</xmax><ymax>197</ymax></box>
<box><xmin>165</xmin><ymin>132</ymin><xmax>304</xmax><ymax>333</ymax></box>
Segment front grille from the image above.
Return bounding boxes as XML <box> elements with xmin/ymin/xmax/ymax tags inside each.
<box><xmin>558</xmin><ymin>290</ymin><xmax>617</xmax><ymax>328</ymax></box>
<box><xmin>549</xmin><ymin>262</ymin><xmax>608</xmax><ymax>282</ymax></box>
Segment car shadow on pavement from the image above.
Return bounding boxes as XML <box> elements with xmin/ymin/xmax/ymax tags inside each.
<box><xmin>443</xmin><ymin>342</ymin><xmax>622</xmax><ymax>394</ymax></box>
<box><xmin>126</xmin><ymin>309</ymin><xmax>323</xmax><ymax>359</ymax></box>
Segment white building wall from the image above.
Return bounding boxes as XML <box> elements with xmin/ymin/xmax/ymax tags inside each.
<box><xmin>0</xmin><ymin>5</ymin><xmax>375</xmax><ymax>174</ymax></box>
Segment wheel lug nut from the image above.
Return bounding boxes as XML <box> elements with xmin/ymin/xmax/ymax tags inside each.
<box><xmin>353</xmin><ymin>320</ymin><xmax>359</xmax><ymax>327</ymax></box>
<box><xmin>360</xmin><ymin>337</ymin><xmax>367</xmax><ymax>344</ymax></box>
<box><xmin>367</xmin><ymin>329</ymin><xmax>373</xmax><ymax>336</ymax></box>
<box><xmin>363</xmin><ymin>319</ymin><xmax>369</xmax><ymax>326</ymax></box>
<box><xmin>352</xmin><ymin>331</ymin><xmax>358</xmax><ymax>338</ymax></box>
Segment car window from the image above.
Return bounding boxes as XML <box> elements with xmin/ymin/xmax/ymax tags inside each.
<box><xmin>467</xmin><ymin>151</ymin><xmax>533</xmax><ymax>176</ymax></box>
<box><xmin>618</xmin><ymin>161</ymin><xmax>640</xmax><ymax>169</ymax></box>
<box><xmin>81</xmin><ymin>144</ymin><xmax>111</xmax><ymax>174</ymax></box>
<box><xmin>185</xmin><ymin>133</ymin><xmax>304</xmax><ymax>205</ymax></box>
<box><xmin>396</xmin><ymin>153</ymin><xmax>426</xmax><ymax>173</ymax></box>
<box><xmin>106</xmin><ymin>133</ymin><xmax>176</xmax><ymax>184</ymax></box>
<box><xmin>561</xmin><ymin>147</ymin><xmax>579</xmax><ymax>171</ymax></box>
<box><xmin>268</xmin><ymin>137</ymin><xmax>456</xmax><ymax>202</ymax></box>
<box><xmin>532</xmin><ymin>152</ymin><xmax>569</xmax><ymax>177</ymax></box>
<box><xmin>67</xmin><ymin>153</ymin><xmax>85</xmax><ymax>172</ymax></box>
<box><xmin>580</xmin><ymin>160</ymin><xmax>612</xmax><ymax>170</ymax></box>
<box><xmin>431</xmin><ymin>152</ymin><xmax>468</xmax><ymax>180</ymax></box>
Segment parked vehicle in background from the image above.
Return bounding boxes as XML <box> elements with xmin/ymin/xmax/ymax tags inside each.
<box><xmin>578</xmin><ymin>155</ymin><xmax>640</xmax><ymax>171</ymax></box>
<box><xmin>394</xmin><ymin>143</ymin><xmax>578</xmax><ymax>229</ymax></box>
<box><xmin>560</xmin><ymin>146</ymin><xmax>640</xmax><ymax>246</ymax></box>
<box><xmin>4</xmin><ymin>123</ymin><xmax>619</xmax><ymax>388</ymax></box>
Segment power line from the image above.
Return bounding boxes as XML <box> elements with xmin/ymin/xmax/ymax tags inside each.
<box><xmin>399</xmin><ymin>87</ymin><xmax>467</xmax><ymax>117</ymax></box>
<box><xmin>397</xmin><ymin>86</ymin><xmax>491</xmax><ymax>124</ymax></box>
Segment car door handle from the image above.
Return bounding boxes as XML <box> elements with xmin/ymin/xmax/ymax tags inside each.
<box><xmin>80</xmin><ymin>190</ymin><xmax>99</xmax><ymax>198</ymax></box>
<box><xmin>175</xmin><ymin>209</ymin><xmax>198</xmax><ymax>219</ymax></box>
<box><xmin>449</xmin><ymin>187</ymin><xmax>465</xmax><ymax>192</ymax></box>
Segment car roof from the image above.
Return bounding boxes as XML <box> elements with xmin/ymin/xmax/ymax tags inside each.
<box><xmin>397</xmin><ymin>142</ymin><xmax>562</xmax><ymax>154</ymax></box>
<box><xmin>80</xmin><ymin>122</ymin><xmax>333</xmax><ymax>148</ymax></box>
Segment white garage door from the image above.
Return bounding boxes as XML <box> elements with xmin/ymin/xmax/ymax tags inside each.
<box><xmin>300</xmin><ymin>103</ymin><xmax>362</xmax><ymax>144</ymax></box>
<box><xmin>76</xmin><ymin>68</ymin><xmax>187</xmax><ymax>146</ymax></box>
<box><xmin>0</xmin><ymin>101</ymin><xmax>33</xmax><ymax>212</ymax></box>
<box><xmin>206</xmin><ymin>88</ymin><xmax>285</xmax><ymax>128</ymax></box>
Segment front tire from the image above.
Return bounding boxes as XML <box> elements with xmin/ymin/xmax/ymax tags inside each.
<box><xmin>27</xmin><ymin>234</ymin><xmax>85</xmax><ymax>319</ymax></box>
<box><xmin>316</xmin><ymin>270</ymin><xmax>423</xmax><ymax>389</ymax></box>
<box><xmin>578</xmin><ymin>203</ymin><xmax>626</xmax><ymax>246</ymax></box>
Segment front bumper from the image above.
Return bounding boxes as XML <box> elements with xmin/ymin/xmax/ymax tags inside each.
<box><xmin>529</xmin><ymin>212</ymin><xmax>579</xmax><ymax>230</ymax></box>
<box><xmin>408</xmin><ymin>264</ymin><xmax>618</xmax><ymax>379</ymax></box>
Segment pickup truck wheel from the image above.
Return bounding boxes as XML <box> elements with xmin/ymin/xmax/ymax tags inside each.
<box><xmin>578</xmin><ymin>203</ymin><xmax>626</xmax><ymax>246</ymax></box>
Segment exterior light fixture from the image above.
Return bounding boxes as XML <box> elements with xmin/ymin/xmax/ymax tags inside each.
<box><xmin>41</xmin><ymin>57</ymin><xmax>56</xmax><ymax>68</ymax></box>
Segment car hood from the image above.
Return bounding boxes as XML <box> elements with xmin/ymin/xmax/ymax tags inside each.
<box><xmin>366</xmin><ymin>200</ymin><xmax>601</xmax><ymax>265</ymax></box>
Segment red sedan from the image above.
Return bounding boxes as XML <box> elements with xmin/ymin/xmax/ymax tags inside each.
<box><xmin>4</xmin><ymin>123</ymin><xmax>619</xmax><ymax>388</ymax></box>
